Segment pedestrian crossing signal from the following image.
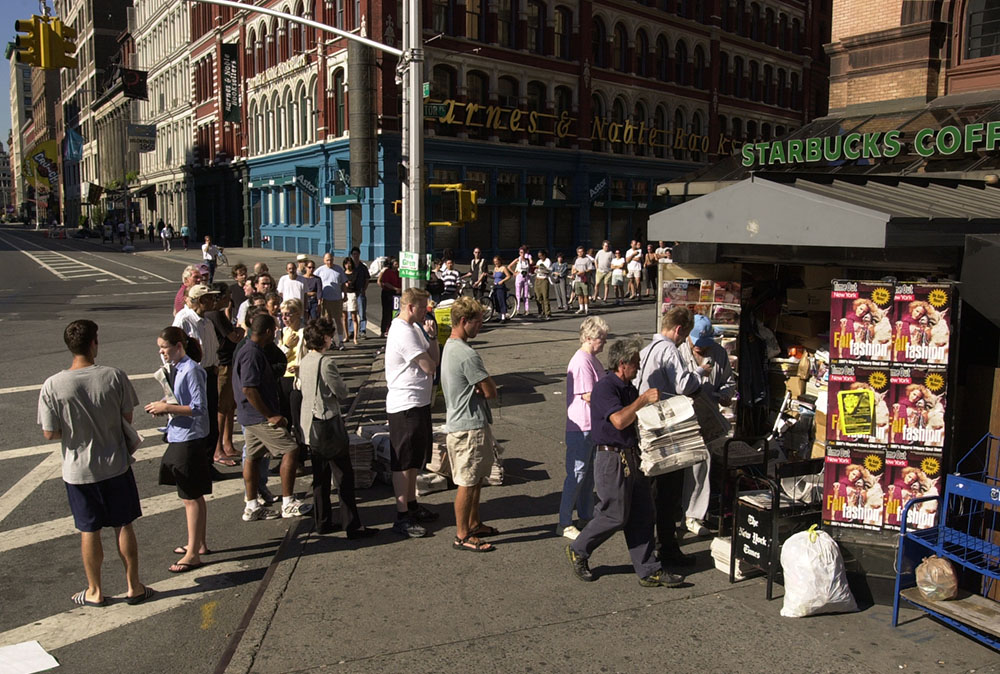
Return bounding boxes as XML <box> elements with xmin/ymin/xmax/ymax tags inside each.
<box><xmin>49</xmin><ymin>19</ymin><xmax>77</xmax><ymax>70</ymax></box>
<box><xmin>428</xmin><ymin>184</ymin><xmax>477</xmax><ymax>227</ymax></box>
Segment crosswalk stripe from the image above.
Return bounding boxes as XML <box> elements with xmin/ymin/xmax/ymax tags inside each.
<box><xmin>0</xmin><ymin>559</ymin><xmax>248</xmax><ymax>651</ymax></box>
<box><xmin>0</xmin><ymin>427</ymin><xmax>163</xmax><ymax>458</ymax></box>
<box><xmin>0</xmin><ymin>372</ymin><xmax>156</xmax><ymax>396</ymax></box>
<box><xmin>0</xmin><ymin>479</ymin><xmax>250</xmax><ymax>554</ymax></box>
<box><xmin>0</xmin><ymin>452</ymin><xmax>62</xmax><ymax>524</ymax></box>
<box><xmin>0</xmin><ymin>232</ymin><xmax>136</xmax><ymax>284</ymax></box>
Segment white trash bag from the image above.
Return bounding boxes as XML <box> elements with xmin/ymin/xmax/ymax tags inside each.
<box><xmin>780</xmin><ymin>525</ymin><xmax>858</xmax><ymax>617</ymax></box>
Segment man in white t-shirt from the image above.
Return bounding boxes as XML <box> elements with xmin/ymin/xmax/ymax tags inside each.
<box><xmin>534</xmin><ymin>250</ymin><xmax>552</xmax><ymax>319</ymax></box>
<box><xmin>592</xmin><ymin>241</ymin><xmax>614</xmax><ymax>303</ymax></box>
<box><xmin>385</xmin><ymin>287</ymin><xmax>441</xmax><ymax>538</ymax></box>
<box><xmin>277</xmin><ymin>262</ymin><xmax>306</xmax><ymax>303</ymax></box>
<box><xmin>202</xmin><ymin>235</ymin><xmax>220</xmax><ymax>282</ymax></box>
<box><xmin>315</xmin><ymin>253</ymin><xmax>347</xmax><ymax>347</ymax></box>
<box><xmin>572</xmin><ymin>246</ymin><xmax>594</xmax><ymax>315</ymax></box>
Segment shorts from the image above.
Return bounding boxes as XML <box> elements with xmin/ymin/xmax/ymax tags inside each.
<box><xmin>159</xmin><ymin>438</ymin><xmax>213</xmax><ymax>499</ymax></box>
<box><xmin>65</xmin><ymin>468</ymin><xmax>142</xmax><ymax>533</ymax></box>
<box><xmin>217</xmin><ymin>364</ymin><xmax>236</xmax><ymax>414</ymax></box>
<box><xmin>628</xmin><ymin>270</ymin><xmax>641</xmax><ymax>279</ymax></box>
<box><xmin>446</xmin><ymin>425</ymin><xmax>495</xmax><ymax>487</ymax></box>
<box><xmin>244</xmin><ymin>422</ymin><xmax>299</xmax><ymax>460</ymax></box>
<box><xmin>594</xmin><ymin>270</ymin><xmax>610</xmax><ymax>289</ymax></box>
<box><xmin>388</xmin><ymin>405</ymin><xmax>432</xmax><ymax>471</ymax></box>
<box><xmin>573</xmin><ymin>281</ymin><xmax>590</xmax><ymax>296</ymax></box>
<box><xmin>345</xmin><ymin>292</ymin><xmax>358</xmax><ymax>313</ymax></box>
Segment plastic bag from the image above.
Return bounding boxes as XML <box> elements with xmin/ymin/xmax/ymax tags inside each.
<box><xmin>780</xmin><ymin>525</ymin><xmax>858</xmax><ymax>617</ymax></box>
<box><xmin>916</xmin><ymin>555</ymin><xmax>958</xmax><ymax>601</ymax></box>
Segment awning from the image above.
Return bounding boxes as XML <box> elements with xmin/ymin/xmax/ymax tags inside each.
<box><xmin>649</xmin><ymin>174</ymin><xmax>1000</xmax><ymax>250</ymax></box>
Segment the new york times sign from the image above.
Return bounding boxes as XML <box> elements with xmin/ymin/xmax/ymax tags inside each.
<box><xmin>221</xmin><ymin>43</ymin><xmax>240</xmax><ymax>123</ymax></box>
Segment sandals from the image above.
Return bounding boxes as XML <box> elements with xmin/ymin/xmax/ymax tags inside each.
<box><xmin>453</xmin><ymin>535</ymin><xmax>495</xmax><ymax>553</ymax></box>
<box><xmin>126</xmin><ymin>586</ymin><xmax>156</xmax><ymax>606</ymax></box>
<box><xmin>469</xmin><ymin>523</ymin><xmax>500</xmax><ymax>537</ymax></box>
<box><xmin>214</xmin><ymin>456</ymin><xmax>238</xmax><ymax>467</ymax></box>
<box><xmin>168</xmin><ymin>561</ymin><xmax>204</xmax><ymax>573</ymax></box>
<box><xmin>173</xmin><ymin>545</ymin><xmax>213</xmax><ymax>555</ymax></box>
<box><xmin>71</xmin><ymin>590</ymin><xmax>106</xmax><ymax>607</ymax></box>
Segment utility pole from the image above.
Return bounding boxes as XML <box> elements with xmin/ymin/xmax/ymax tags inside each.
<box><xmin>180</xmin><ymin>0</ymin><xmax>425</xmax><ymax>285</ymax></box>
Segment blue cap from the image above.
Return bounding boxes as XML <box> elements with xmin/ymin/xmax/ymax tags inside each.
<box><xmin>690</xmin><ymin>314</ymin><xmax>716</xmax><ymax>349</ymax></box>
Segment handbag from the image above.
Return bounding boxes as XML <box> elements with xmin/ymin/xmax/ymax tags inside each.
<box><xmin>307</xmin><ymin>354</ymin><xmax>350</xmax><ymax>460</ymax></box>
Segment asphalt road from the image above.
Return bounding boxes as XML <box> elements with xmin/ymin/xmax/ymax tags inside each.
<box><xmin>1</xmin><ymin>226</ymin><xmax>998</xmax><ymax>673</ymax></box>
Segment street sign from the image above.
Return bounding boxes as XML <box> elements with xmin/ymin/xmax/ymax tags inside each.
<box><xmin>128</xmin><ymin>124</ymin><xmax>157</xmax><ymax>152</ymax></box>
<box><xmin>399</xmin><ymin>250</ymin><xmax>420</xmax><ymax>278</ymax></box>
<box><xmin>422</xmin><ymin>81</ymin><xmax>430</xmax><ymax>99</ymax></box>
<box><xmin>423</xmin><ymin>103</ymin><xmax>448</xmax><ymax>118</ymax></box>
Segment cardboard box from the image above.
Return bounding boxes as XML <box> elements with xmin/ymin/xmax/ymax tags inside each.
<box><xmin>801</xmin><ymin>266</ymin><xmax>844</xmax><ymax>290</ymax></box>
<box><xmin>786</xmin><ymin>288</ymin><xmax>832</xmax><ymax>312</ymax></box>
<box><xmin>786</xmin><ymin>376</ymin><xmax>806</xmax><ymax>398</ymax></box>
<box><xmin>777</xmin><ymin>312</ymin><xmax>827</xmax><ymax>340</ymax></box>
<box><xmin>814</xmin><ymin>410</ymin><xmax>827</xmax><ymax>445</ymax></box>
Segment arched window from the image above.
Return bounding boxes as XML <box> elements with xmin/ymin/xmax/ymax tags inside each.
<box><xmin>636</xmin><ymin>30</ymin><xmax>649</xmax><ymax>77</ymax></box>
<box><xmin>749</xmin><ymin>60</ymin><xmax>760</xmax><ymax>100</ymax></box>
<box><xmin>333</xmin><ymin>69</ymin><xmax>345</xmax><ymax>135</ymax></box>
<box><xmin>674</xmin><ymin>108</ymin><xmax>686</xmax><ymax>159</ymax></box>
<box><xmin>592</xmin><ymin>18</ymin><xmax>607</xmax><ymax>67</ymax></box>
<box><xmin>527</xmin><ymin>1</ymin><xmax>545</xmax><ymax>54</ymax></box>
<box><xmin>654</xmin><ymin>105</ymin><xmax>667</xmax><ymax>158</ymax></box>
<box><xmin>272</xmin><ymin>92</ymin><xmax>283</xmax><ymax>149</ymax></box>
<box><xmin>278</xmin><ymin>19</ymin><xmax>289</xmax><ymax>61</ymax></box>
<box><xmin>634</xmin><ymin>101</ymin><xmax>648</xmax><ymax>155</ymax></box>
<box><xmin>731</xmin><ymin>117</ymin><xmax>742</xmax><ymax>140</ymax></box>
<box><xmin>298</xmin><ymin>85</ymin><xmax>310</xmax><ymax>143</ymax></box>
<box><xmin>691</xmin><ymin>111</ymin><xmax>703</xmax><ymax>161</ymax></box>
<box><xmin>247</xmin><ymin>28</ymin><xmax>257</xmax><ymax>76</ymax></box>
<box><xmin>765</xmin><ymin>7</ymin><xmax>775</xmax><ymax>45</ymax></box>
<box><xmin>763</xmin><ymin>64</ymin><xmax>772</xmax><ymax>103</ymax></box>
<box><xmin>554</xmin><ymin>7</ymin><xmax>572</xmax><ymax>59</ymax></box>
<box><xmin>791</xmin><ymin>18</ymin><xmax>801</xmax><ymax>52</ymax></box>
<box><xmin>777</xmin><ymin>68</ymin><xmax>786</xmax><ymax>107</ymax></box>
<box><xmin>498</xmin><ymin>0</ymin><xmax>517</xmax><ymax>48</ymax></box>
<box><xmin>497</xmin><ymin>76</ymin><xmax>518</xmax><ymax>107</ymax></box>
<box><xmin>249</xmin><ymin>101</ymin><xmax>259</xmax><ymax>153</ymax></box>
<box><xmin>431</xmin><ymin>65</ymin><xmax>457</xmax><ymax>100</ymax></box>
<box><xmin>966</xmin><ymin>0</ymin><xmax>1000</xmax><ymax>59</ymax></box>
<box><xmin>285</xmin><ymin>88</ymin><xmax>296</xmax><ymax>145</ymax></box>
<box><xmin>718</xmin><ymin>51</ymin><xmax>729</xmax><ymax>94</ymax></box>
<box><xmin>656</xmin><ymin>36</ymin><xmax>669</xmax><ymax>81</ymax></box>
<box><xmin>257</xmin><ymin>23</ymin><xmax>267</xmax><ymax>71</ymax></box>
<box><xmin>735</xmin><ymin>0</ymin><xmax>746</xmax><ymax>35</ymax></box>
<box><xmin>335</xmin><ymin>0</ymin><xmax>344</xmax><ymax>28</ymax></box>
<box><xmin>611</xmin><ymin>97</ymin><xmax>627</xmax><ymax>154</ymax></box>
<box><xmin>746</xmin><ymin>119</ymin><xmax>757</xmax><ymax>141</ymax></box>
<box><xmin>613</xmin><ymin>24</ymin><xmax>628</xmax><ymax>72</ymax></box>
<box><xmin>693</xmin><ymin>45</ymin><xmax>706</xmax><ymax>89</ymax></box>
<box><xmin>750</xmin><ymin>3</ymin><xmax>760</xmax><ymax>41</ymax></box>
<box><xmin>778</xmin><ymin>13</ymin><xmax>788</xmax><ymax>49</ymax></box>
<box><xmin>466</xmin><ymin>71</ymin><xmax>489</xmax><ymax>139</ymax></box>
<box><xmin>733</xmin><ymin>56</ymin><xmax>744</xmax><ymax>97</ymax></box>
<box><xmin>267</xmin><ymin>18</ymin><xmax>278</xmax><ymax>66</ymax></box>
<box><xmin>675</xmin><ymin>39</ymin><xmax>688</xmax><ymax>84</ymax></box>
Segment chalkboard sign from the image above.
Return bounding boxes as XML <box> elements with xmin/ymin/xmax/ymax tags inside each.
<box><xmin>735</xmin><ymin>501</ymin><xmax>773</xmax><ymax>571</ymax></box>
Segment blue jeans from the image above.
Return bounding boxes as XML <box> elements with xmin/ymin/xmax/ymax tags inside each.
<box><xmin>558</xmin><ymin>430</ymin><xmax>596</xmax><ymax>529</ymax></box>
<box><xmin>357</xmin><ymin>293</ymin><xmax>368</xmax><ymax>333</ymax></box>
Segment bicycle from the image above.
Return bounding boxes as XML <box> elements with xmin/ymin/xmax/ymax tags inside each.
<box><xmin>482</xmin><ymin>282</ymin><xmax>515</xmax><ymax>322</ymax></box>
<box><xmin>216</xmin><ymin>248</ymin><xmax>229</xmax><ymax>266</ymax></box>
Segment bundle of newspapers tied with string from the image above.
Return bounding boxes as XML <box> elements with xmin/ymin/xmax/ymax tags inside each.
<box><xmin>635</xmin><ymin>395</ymin><xmax>711</xmax><ymax>477</ymax></box>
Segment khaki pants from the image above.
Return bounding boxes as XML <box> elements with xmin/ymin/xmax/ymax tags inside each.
<box><xmin>322</xmin><ymin>299</ymin><xmax>345</xmax><ymax>340</ymax></box>
<box><xmin>534</xmin><ymin>277</ymin><xmax>550</xmax><ymax>317</ymax></box>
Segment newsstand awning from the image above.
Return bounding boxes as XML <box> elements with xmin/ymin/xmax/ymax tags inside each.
<box><xmin>649</xmin><ymin>174</ymin><xmax>1000</xmax><ymax>250</ymax></box>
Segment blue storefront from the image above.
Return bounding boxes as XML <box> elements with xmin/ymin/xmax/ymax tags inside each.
<box><xmin>247</xmin><ymin>133</ymin><xmax>693</xmax><ymax>262</ymax></box>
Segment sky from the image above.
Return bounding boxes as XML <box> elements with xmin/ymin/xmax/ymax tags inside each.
<box><xmin>0</xmin><ymin>0</ymin><xmax>53</xmax><ymax>148</ymax></box>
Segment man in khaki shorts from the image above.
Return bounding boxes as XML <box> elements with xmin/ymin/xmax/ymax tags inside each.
<box><xmin>441</xmin><ymin>297</ymin><xmax>498</xmax><ymax>553</ymax></box>
<box><xmin>232</xmin><ymin>313</ymin><xmax>312</xmax><ymax>521</ymax></box>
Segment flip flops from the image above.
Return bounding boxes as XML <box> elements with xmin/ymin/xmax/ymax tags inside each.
<box><xmin>214</xmin><ymin>456</ymin><xmax>239</xmax><ymax>467</ymax></box>
<box><xmin>173</xmin><ymin>545</ymin><xmax>213</xmax><ymax>555</ymax></box>
<box><xmin>126</xmin><ymin>586</ymin><xmax>156</xmax><ymax>605</ymax></box>
<box><xmin>71</xmin><ymin>590</ymin><xmax>106</xmax><ymax>607</ymax></box>
<box><xmin>168</xmin><ymin>561</ymin><xmax>204</xmax><ymax>573</ymax></box>
<box><xmin>453</xmin><ymin>535</ymin><xmax>495</xmax><ymax>553</ymax></box>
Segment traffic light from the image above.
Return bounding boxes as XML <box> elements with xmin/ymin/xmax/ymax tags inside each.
<box><xmin>428</xmin><ymin>184</ymin><xmax>477</xmax><ymax>226</ymax></box>
<box><xmin>48</xmin><ymin>19</ymin><xmax>77</xmax><ymax>69</ymax></box>
<box><xmin>13</xmin><ymin>17</ymin><xmax>45</xmax><ymax>68</ymax></box>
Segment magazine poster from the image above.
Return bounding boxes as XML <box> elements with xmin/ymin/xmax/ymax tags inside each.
<box><xmin>662</xmin><ymin>279</ymin><xmax>701</xmax><ymax>313</ymax></box>
<box><xmin>889</xmin><ymin>365</ymin><xmax>947</xmax><ymax>450</ymax></box>
<box><xmin>823</xmin><ymin>444</ymin><xmax>886</xmax><ymax>531</ymax></box>
<box><xmin>892</xmin><ymin>283</ymin><xmax>952</xmax><ymax>366</ymax></box>
<box><xmin>830</xmin><ymin>280</ymin><xmax>894</xmax><ymax>362</ymax></box>
<box><xmin>713</xmin><ymin>281</ymin><xmax>741</xmax><ymax>304</ymax></box>
<box><xmin>699</xmin><ymin>280</ymin><xmax>714</xmax><ymax>303</ymax></box>
<box><xmin>827</xmin><ymin>362</ymin><xmax>891</xmax><ymax>445</ymax></box>
<box><xmin>883</xmin><ymin>448</ymin><xmax>941</xmax><ymax>531</ymax></box>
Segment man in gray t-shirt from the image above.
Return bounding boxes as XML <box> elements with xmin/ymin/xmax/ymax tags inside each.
<box><xmin>440</xmin><ymin>298</ymin><xmax>498</xmax><ymax>552</ymax></box>
<box><xmin>593</xmin><ymin>240</ymin><xmax>615</xmax><ymax>302</ymax></box>
<box><xmin>37</xmin><ymin>320</ymin><xmax>153</xmax><ymax>607</ymax></box>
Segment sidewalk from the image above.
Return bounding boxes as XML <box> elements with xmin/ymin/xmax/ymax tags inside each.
<box><xmin>224</xmin><ymin>303</ymin><xmax>1000</xmax><ymax>674</ymax></box>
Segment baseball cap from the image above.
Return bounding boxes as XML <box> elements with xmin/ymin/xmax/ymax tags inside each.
<box><xmin>196</xmin><ymin>263</ymin><xmax>210</xmax><ymax>275</ymax></box>
<box><xmin>296</xmin><ymin>254</ymin><xmax>309</xmax><ymax>262</ymax></box>
<box><xmin>689</xmin><ymin>314</ymin><xmax>717</xmax><ymax>349</ymax></box>
<box><xmin>188</xmin><ymin>284</ymin><xmax>220</xmax><ymax>300</ymax></box>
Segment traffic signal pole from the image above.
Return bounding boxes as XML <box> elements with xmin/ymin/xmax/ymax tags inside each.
<box><xmin>179</xmin><ymin>0</ymin><xmax>426</xmax><ymax>286</ymax></box>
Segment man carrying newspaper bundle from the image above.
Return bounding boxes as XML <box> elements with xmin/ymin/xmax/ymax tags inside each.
<box><xmin>564</xmin><ymin>336</ymin><xmax>684</xmax><ymax>588</ymax></box>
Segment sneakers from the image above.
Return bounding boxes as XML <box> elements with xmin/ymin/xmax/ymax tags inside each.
<box><xmin>685</xmin><ymin>517</ymin><xmax>710</xmax><ymax>537</ymax></box>
<box><xmin>411</xmin><ymin>504</ymin><xmax>439</xmax><ymax>523</ymax></box>
<box><xmin>639</xmin><ymin>568</ymin><xmax>684</xmax><ymax>588</ymax></box>
<box><xmin>243</xmin><ymin>505</ymin><xmax>280</xmax><ymax>521</ymax></box>
<box><xmin>257</xmin><ymin>485</ymin><xmax>279</xmax><ymax>506</ymax></box>
<box><xmin>565</xmin><ymin>545</ymin><xmax>594</xmax><ymax>582</ymax></box>
<box><xmin>281</xmin><ymin>498</ymin><xmax>314</xmax><ymax>518</ymax></box>
<box><xmin>561</xmin><ymin>525</ymin><xmax>581</xmax><ymax>540</ymax></box>
<box><xmin>575</xmin><ymin>308</ymin><xmax>584</xmax><ymax>314</ymax></box>
<box><xmin>392</xmin><ymin>518</ymin><xmax>427</xmax><ymax>538</ymax></box>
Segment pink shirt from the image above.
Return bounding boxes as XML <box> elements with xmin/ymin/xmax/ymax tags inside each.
<box><xmin>566</xmin><ymin>349</ymin><xmax>603</xmax><ymax>432</ymax></box>
<box><xmin>174</xmin><ymin>284</ymin><xmax>187</xmax><ymax>313</ymax></box>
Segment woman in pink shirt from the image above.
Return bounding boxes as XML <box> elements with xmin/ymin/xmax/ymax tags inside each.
<box><xmin>558</xmin><ymin>316</ymin><xmax>608</xmax><ymax>540</ymax></box>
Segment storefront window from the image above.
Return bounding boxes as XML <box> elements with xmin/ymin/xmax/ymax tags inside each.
<box><xmin>499</xmin><ymin>206</ymin><xmax>520</xmax><ymax>249</ymax></box>
<box><xmin>464</xmin><ymin>169</ymin><xmax>489</xmax><ymax>197</ymax></box>
<box><xmin>609</xmin><ymin>210</ymin><xmax>628</xmax><ymax>245</ymax></box>
<box><xmin>526</xmin><ymin>208</ymin><xmax>547</xmax><ymax>247</ymax></box>
<box><xmin>526</xmin><ymin>174</ymin><xmax>546</xmax><ymax>200</ymax></box>
<box><xmin>497</xmin><ymin>171</ymin><xmax>519</xmax><ymax>199</ymax></box>
<box><xmin>589</xmin><ymin>207</ymin><xmax>607</xmax><ymax>245</ymax></box>
<box><xmin>552</xmin><ymin>175</ymin><xmax>571</xmax><ymax>200</ymax></box>
<box><xmin>553</xmin><ymin>208</ymin><xmax>573</xmax><ymax>250</ymax></box>
<box><xmin>287</xmin><ymin>187</ymin><xmax>297</xmax><ymax>225</ymax></box>
<box><xmin>632</xmin><ymin>180</ymin><xmax>649</xmax><ymax>200</ymax></box>
<box><xmin>610</xmin><ymin>178</ymin><xmax>627</xmax><ymax>200</ymax></box>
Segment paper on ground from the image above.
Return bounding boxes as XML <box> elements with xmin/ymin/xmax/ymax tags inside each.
<box><xmin>0</xmin><ymin>641</ymin><xmax>58</xmax><ymax>674</ymax></box>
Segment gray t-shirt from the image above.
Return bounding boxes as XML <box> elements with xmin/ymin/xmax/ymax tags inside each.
<box><xmin>37</xmin><ymin>365</ymin><xmax>139</xmax><ymax>484</ymax></box>
<box><xmin>441</xmin><ymin>338</ymin><xmax>493</xmax><ymax>432</ymax></box>
<box><xmin>595</xmin><ymin>249</ymin><xmax>614</xmax><ymax>272</ymax></box>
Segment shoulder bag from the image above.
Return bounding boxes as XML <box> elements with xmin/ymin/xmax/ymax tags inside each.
<box><xmin>308</xmin><ymin>355</ymin><xmax>349</xmax><ymax>460</ymax></box>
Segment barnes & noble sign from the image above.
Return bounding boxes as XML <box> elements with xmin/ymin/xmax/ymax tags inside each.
<box><xmin>425</xmin><ymin>99</ymin><xmax>741</xmax><ymax>155</ymax></box>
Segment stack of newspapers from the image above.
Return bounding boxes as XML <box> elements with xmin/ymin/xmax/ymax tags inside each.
<box><xmin>635</xmin><ymin>396</ymin><xmax>709</xmax><ymax>477</ymax></box>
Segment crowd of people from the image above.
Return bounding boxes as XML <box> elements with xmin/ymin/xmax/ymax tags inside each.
<box><xmin>37</xmin><ymin>238</ymin><xmax>738</xmax><ymax>607</ymax></box>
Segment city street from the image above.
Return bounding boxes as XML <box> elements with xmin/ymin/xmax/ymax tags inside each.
<box><xmin>0</xmin><ymin>226</ymin><xmax>998</xmax><ymax>673</ymax></box>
